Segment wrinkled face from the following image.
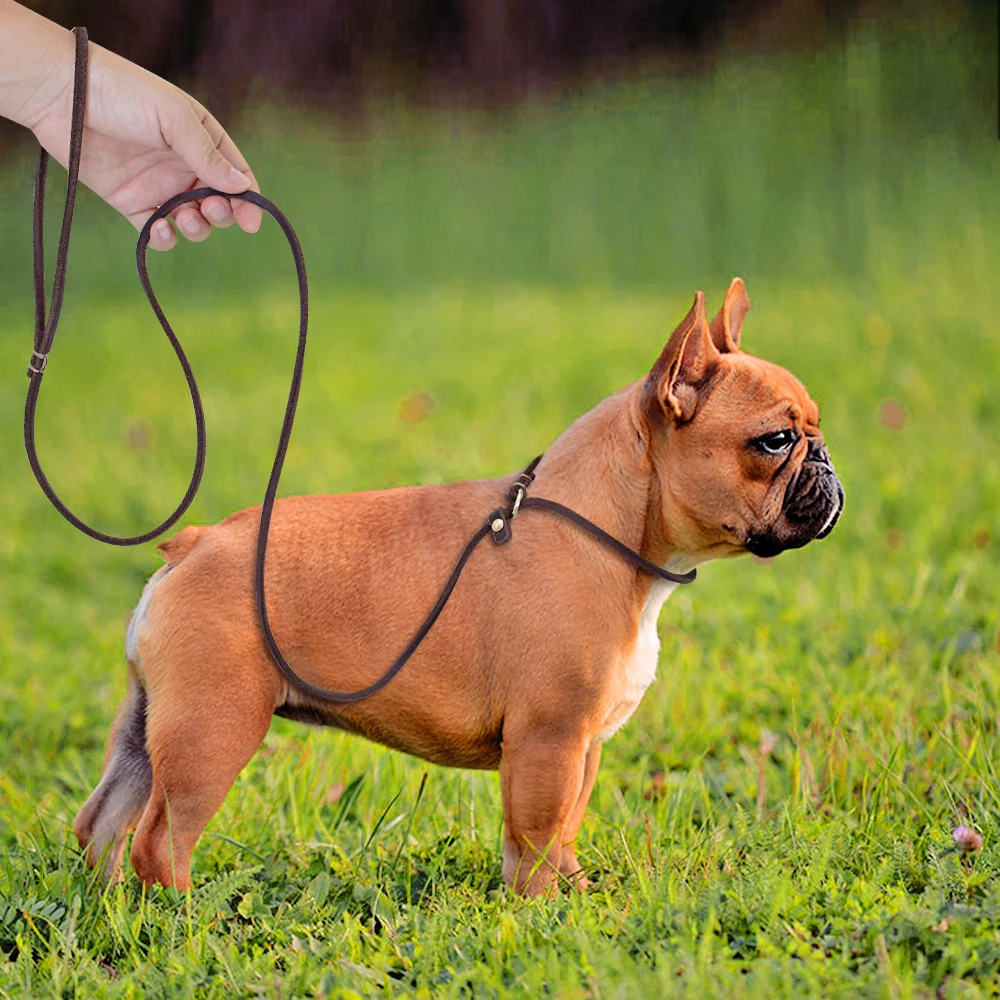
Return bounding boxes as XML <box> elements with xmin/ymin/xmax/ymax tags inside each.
<box><xmin>657</xmin><ymin>353</ymin><xmax>844</xmax><ymax>559</ymax></box>
<box><xmin>644</xmin><ymin>279</ymin><xmax>843</xmax><ymax>562</ymax></box>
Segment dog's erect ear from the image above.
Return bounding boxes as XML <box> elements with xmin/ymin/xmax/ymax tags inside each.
<box><xmin>708</xmin><ymin>277</ymin><xmax>750</xmax><ymax>353</ymax></box>
<box><xmin>650</xmin><ymin>290</ymin><xmax>721</xmax><ymax>422</ymax></box>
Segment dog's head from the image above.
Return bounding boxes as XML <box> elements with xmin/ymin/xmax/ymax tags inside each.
<box><xmin>641</xmin><ymin>278</ymin><xmax>843</xmax><ymax>561</ymax></box>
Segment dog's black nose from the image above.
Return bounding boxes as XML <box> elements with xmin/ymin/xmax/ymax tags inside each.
<box><xmin>807</xmin><ymin>438</ymin><xmax>834</xmax><ymax>469</ymax></box>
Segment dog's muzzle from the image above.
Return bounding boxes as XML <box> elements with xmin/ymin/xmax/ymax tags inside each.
<box><xmin>745</xmin><ymin>440</ymin><xmax>844</xmax><ymax>558</ymax></box>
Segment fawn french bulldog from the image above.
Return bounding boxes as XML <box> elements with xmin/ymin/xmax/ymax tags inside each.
<box><xmin>73</xmin><ymin>278</ymin><xmax>843</xmax><ymax>895</ymax></box>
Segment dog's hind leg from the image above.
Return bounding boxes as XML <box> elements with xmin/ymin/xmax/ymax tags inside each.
<box><xmin>73</xmin><ymin>666</ymin><xmax>152</xmax><ymax>881</ymax></box>
<box><xmin>128</xmin><ymin>664</ymin><xmax>275</xmax><ymax>891</ymax></box>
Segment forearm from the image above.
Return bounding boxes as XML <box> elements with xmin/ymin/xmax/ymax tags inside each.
<box><xmin>0</xmin><ymin>0</ymin><xmax>73</xmax><ymax>129</ymax></box>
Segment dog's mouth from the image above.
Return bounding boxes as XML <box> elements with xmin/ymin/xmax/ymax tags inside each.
<box><xmin>744</xmin><ymin>532</ymin><xmax>787</xmax><ymax>559</ymax></box>
<box><xmin>814</xmin><ymin>481</ymin><xmax>845</xmax><ymax>540</ymax></box>
<box><xmin>743</xmin><ymin>453</ymin><xmax>845</xmax><ymax>558</ymax></box>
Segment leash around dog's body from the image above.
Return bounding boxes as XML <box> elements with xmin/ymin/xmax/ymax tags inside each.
<box><xmin>24</xmin><ymin>27</ymin><xmax>695</xmax><ymax>705</ymax></box>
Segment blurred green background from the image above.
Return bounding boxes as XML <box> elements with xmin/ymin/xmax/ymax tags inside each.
<box><xmin>2</xmin><ymin>4</ymin><xmax>1000</xmax><ymax>997</ymax></box>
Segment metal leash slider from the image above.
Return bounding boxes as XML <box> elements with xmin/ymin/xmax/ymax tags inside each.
<box><xmin>507</xmin><ymin>469</ymin><xmax>536</xmax><ymax>519</ymax></box>
<box><xmin>489</xmin><ymin>465</ymin><xmax>538</xmax><ymax>544</ymax></box>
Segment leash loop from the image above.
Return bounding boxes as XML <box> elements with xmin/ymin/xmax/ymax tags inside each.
<box><xmin>23</xmin><ymin>27</ymin><xmax>210</xmax><ymax>546</ymax></box>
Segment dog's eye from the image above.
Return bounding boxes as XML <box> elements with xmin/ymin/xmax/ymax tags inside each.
<box><xmin>753</xmin><ymin>429</ymin><xmax>796</xmax><ymax>455</ymax></box>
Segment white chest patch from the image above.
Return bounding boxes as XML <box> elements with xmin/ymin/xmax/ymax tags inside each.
<box><xmin>598</xmin><ymin>579</ymin><xmax>677</xmax><ymax>740</ymax></box>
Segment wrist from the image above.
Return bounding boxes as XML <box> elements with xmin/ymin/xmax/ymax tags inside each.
<box><xmin>0</xmin><ymin>1</ymin><xmax>74</xmax><ymax>129</ymax></box>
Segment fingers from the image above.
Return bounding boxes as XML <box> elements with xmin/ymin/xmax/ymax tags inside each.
<box><xmin>169</xmin><ymin>100</ymin><xmax>263</xmax><ymax>236</ymax></box>
<box><xmin>138</xmin><ymin>194</ymin><xmax>248</xmax><ymax>253</ymax></box>
<box><xmin>222</xmin><ymin>152</ymin><xmax>264</xmax><ymax>233</ymax></box>
<box><xmin>172</xmin><ymin>206</ymin><xmax>212</xmax><ymax>243</ymax></box>
<box><xmin>200</xmin><ymin>195</ymin><xmax>236</xmax><ymax>229</ymax></box>
<box><xmin>230</xmin><ymin>179</ymin><xmax>263</xmax><ymax>236</ymax></box>
<box><xmin>148</xmin><ymin>218</ymin><xmax>177</xmax><ymax>252</ymax></box>
<box><xmin>139</xmin><ymin>94</ymin><xmax>263</xmax><ymax>251</ymax></box>
<box><xmin>194</xmin><ymin>188</ymin><xmax>257</xmax><ymax>236</ymax></box>
<box><xmin>214</xmin><ymin>133</ymin><xmax>262</xmax><ymax>235</ymax></box>
<box><xmin>146</xmin><ymin>207</ymin><xmax>213</xmax><ymax>251</ymax></box>
<box><xmin>170</xmin><ymin>191</ymin><xmax>251</xmax><ymax>245</ymax></box>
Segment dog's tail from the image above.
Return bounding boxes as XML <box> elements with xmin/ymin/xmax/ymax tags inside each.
<box><xmin>157</xmin><ymin>524</ymin><xmax>205</xmax><ymax>565</ymax></box>
<box><xmin>72</xmin><ymin>666</ymin><xmax>153</xmax><ymax>880</ymax></box>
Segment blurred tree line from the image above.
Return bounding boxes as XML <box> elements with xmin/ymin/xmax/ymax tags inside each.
<box><xmin>21</xmin><ymin>0</ymin><xmax>885</xmax><ymax>115</ymax></box>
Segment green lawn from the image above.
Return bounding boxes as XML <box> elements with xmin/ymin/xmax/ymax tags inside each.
<box><xmin>2</xmin><ymin>12</ymin><xmax>1000</xmax><ymax>998</ymax></box>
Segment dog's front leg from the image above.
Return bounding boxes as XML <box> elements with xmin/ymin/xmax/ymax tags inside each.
<box><xmin>555</xmin><ymin>740</ymin><xmax>601</xmax><ymax>889</ymax></box>
<box><xmin>499</xmin><ymin>722</ymin><xmax>591</xmax><ymax>897</ymax></box>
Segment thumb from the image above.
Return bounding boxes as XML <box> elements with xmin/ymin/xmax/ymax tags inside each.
<box><xmin>164</xmin><ymin>104</ymin><xmax>252</xmax><ymax>193</ymax></box>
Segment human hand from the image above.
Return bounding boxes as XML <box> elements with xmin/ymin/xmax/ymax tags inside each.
<box><xmin>30</xmin><ymin>41</ymin><xmax>263</xmax><ymax>251</ymax></box>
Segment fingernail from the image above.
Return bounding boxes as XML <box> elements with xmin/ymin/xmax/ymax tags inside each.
<box><xmin>180</xmin><ymin>214</ymin><xmax>201</xmax><ymax>235</ymax></box>
<box><xmin>228</xmin><ymin>168</ymin><xmax>250</xmax><ymax>188</ymax></box>
<box><xmin>155</xmin><ymin>220</ymin><xmax>173</xmax><ymax>242</ymax></box>
<box><xmin>206</xmin><ymin>202</ymin><xmax>228</xmax><ymax>223</ymax></box>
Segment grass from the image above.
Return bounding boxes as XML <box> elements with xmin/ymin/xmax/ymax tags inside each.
<box><xmin>1</xmin><ymin>9</ymin><xmax>1000</xmax><ymax>998</ymax></box>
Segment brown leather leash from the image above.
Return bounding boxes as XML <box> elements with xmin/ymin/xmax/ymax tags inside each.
<box><xmin>23</xmin><ymin>27</ymin><xmax>695</xmax><ymax>705</ymax></box>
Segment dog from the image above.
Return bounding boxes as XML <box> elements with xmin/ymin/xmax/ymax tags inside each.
<box><xmin>73</xmin><ymin>278</ymin><xmax>843</xmax><ymax>896</ymax></box>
